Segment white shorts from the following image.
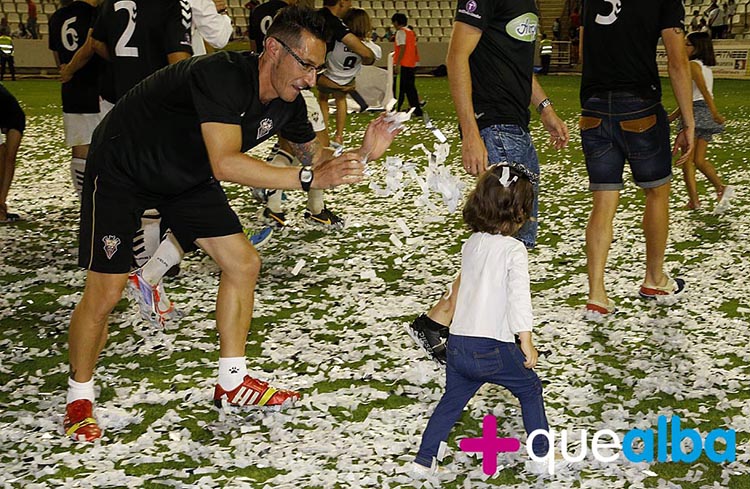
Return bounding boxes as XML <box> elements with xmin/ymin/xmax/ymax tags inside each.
<box><xmin>302</xmin><ymin>89</ymin><xmax>326</xmax><ymax>133</ymax></box>
<box><xmin>63</xmin><ymin>111</ymin><xmax>105</xmax><ymax>147</ymax></box>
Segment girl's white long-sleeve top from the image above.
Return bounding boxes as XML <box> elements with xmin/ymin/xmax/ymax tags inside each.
<box><xmin>450</xmin><ymin>233</ymin><xmax>533</xmax><ymax>342</ymax></box>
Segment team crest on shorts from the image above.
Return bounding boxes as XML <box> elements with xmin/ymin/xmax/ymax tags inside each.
<box><xmin>102</xmin><ymin>235</ymin><xmax>121</xmax><ymax>260</ymax></box>
<box><xmin>257</xmin><ymin>118</ymin><xmax>273</xmax><ymax>139</ymax></box>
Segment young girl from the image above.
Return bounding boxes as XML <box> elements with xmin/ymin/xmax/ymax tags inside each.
<box><xmin>412</xmin><ymin>163</ymin><xmax>551</xmax><ymax>475</ymax></box>
<box><xmin>670</xmin><ymin>32</ymin><xmax>734</xmax><ymax>213</ymax></box>
<box><xmin>316</xmin><ymin>8</ymin><xmax>381</xmax><ymax>145</ymax></box>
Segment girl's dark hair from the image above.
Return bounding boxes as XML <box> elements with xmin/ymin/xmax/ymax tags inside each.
<box><xmin>266</xmin><ymin>6</ymin><xmax>326</xmax><ymax>49</ymax></box>
<box><xmin>687</xmin><ymin>31</ymin><xmax>716</xmax><ymax>66</ymax></box>
<box><xmin>463</xmin><ymin>165</ymin><xmax>534</xmax><ymax>236</ymax></box>
<box><xmin>344</xmin><ymin>8</ymin><xmax>372</xmax><ymax>39</ymax></box>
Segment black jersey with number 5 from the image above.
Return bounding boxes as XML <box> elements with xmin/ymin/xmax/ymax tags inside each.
<box><xmin>92</xmin><ymin>0</ymin><xmax>192</xmax><ymax>100</ymax></box>
<box><xmin>581</xmin><ymin>0</ymin><xmax>684</xmax><ymax>104</ymax></box>
<box><xmin>48</xmin><ymin>1</ymin><xmax>100</xmax><ymax>113</ymax></box>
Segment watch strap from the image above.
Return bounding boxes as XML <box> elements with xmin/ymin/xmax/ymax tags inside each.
<box><xmin>537</xmin><ymin>98</ymin><xmax>553</xmax><ymax>114</ymax></box>
<box><xmin>299</xmin><ymin>167</ymin><xmax>313</xmax><ymax>192</ymax></box>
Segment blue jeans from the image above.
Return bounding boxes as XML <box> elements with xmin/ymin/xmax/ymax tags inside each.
<box><xmin>479</xmin><ymin>124</ymin><xmax>539</xmax><ymax>248</ymax></box>
<box><xmin>415</xmin><ymin>335</ymin><xmax>550</xmax><ymax>467</ymax></box>
<box><xmin>580</xmin><ymin>94</ymin><xmax>672</xmax><ymax>191</ymax></box>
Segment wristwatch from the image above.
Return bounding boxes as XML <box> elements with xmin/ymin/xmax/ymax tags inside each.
<box><xmin>299</xmin><ymin>167</ymin><xmax>313</xmax><ymax>192</ymax></box>
<box><xmin>537</xmin><ymin>98</ymin><xmax>553</xmax><ymax>114</ymax></box>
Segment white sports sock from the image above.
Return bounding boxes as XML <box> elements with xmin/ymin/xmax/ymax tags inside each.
<box><xmin>307</xmin><ymin>188</ymin><xmax>324</xmax><ymax>215</ymax></box>
<box><xmin>141</xmin><ymin>231</ymin><xmax>184</xmax><ymax>285</ymax></box>
<box><xmin>218</xmin><ymin>357</ymin><xmax>248</xmax><ymax>391</ymax></box>
<box><xmin>70</xmin><ymin>158</ymin><xmax>86</xmax><ymax>198</ymax></box>
<box><xmin>133</xmin><ymin>210</ymin><xmax>161</xmax><ymax>267</ymax></box>
<box><xmin>266</xmin><ymin>149</ymin><xmax>295</xmax><ymax>213</ymax></box>
<box><xmin>67</xmin><ymin>377</ymin><xmax>95</xmax><ymax>404</ymax></box>
<box><xmin>266</xmin><ymin>190</ymin><xmax>283</xmax><ymax>213</ymax></box>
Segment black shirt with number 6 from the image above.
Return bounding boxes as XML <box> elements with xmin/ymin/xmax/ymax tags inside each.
<box><xmin>49</xmin><ymin>1</ymin><xmax>100</xmax><ymax>113</ymax></box>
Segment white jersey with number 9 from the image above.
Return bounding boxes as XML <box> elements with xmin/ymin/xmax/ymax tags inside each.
<box><xmin>324</xmin><ymin>39</ymin><xmax>381</xmax><ymax>86</ymax></box>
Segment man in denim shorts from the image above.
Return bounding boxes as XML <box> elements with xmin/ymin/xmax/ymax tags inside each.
<box><xmin>580</xmin><ymin>0</ymin><xmax>695</xmax><ymax>316</ymax></box>
<box><xmin>407</xmin><ymin>0</ymin><xmax>570</xmax><ymax>363</ymax></box>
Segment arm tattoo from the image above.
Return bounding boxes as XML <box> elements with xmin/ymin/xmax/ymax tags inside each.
<box><xmin>288</xmin><ymin>139</ymin><xmax>321</xmax><ymax>167</ymax></box>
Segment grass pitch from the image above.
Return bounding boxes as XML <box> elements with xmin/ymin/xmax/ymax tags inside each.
<box><xmin>0</xmin><ymin>75</ymin><xmax>749</xmax><ymax>488</ymax></box>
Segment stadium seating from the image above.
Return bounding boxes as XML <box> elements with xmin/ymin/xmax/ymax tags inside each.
<box><xmin>310</xmin><ymin>0</ymin><xmax>455</xmax><ymax>42</ymax></box>
<box><xmin>1</xmin><ymin>0</ymin><xmax>746</xmax><ymax>46</ymax></box>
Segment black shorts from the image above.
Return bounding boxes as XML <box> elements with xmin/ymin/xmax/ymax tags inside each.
<box><xmin>78</xmin><ymin>171</ymin><xmax>243</xmax><ymax>274</ymax></box>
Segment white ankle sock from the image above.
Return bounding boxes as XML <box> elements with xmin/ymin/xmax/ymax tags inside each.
<box><xmin>266</xmin><ymin>149</ymin><xmax>295</xmax><ymax>213</ymax></box>
<box><xmin>307</xmin><ymin>188</ymin><xmax>324</xmax><ymax>215</ymax></box>
<box><xmin>141</xmin><ymin>232</ymin><xmax>184</xmax><ymax>285</ymax></box>
<box><xmin>266</xmin><ymin>190</ymin><xmax>284</xmax><ymax>213</ymax></box>
<box><xmin>67</xmin><ymin>377</ymin><xmax>95</xmax><ymax>404</ymax></box>
<box><xmin>218</xmin><ymin>357</ymin><xmax>248</xmax><ymax>391</ymax></box>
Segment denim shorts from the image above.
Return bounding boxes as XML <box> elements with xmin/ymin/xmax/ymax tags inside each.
<box><xmin>580</xmin><ymin>94</ymin><xmax>672</xmax><ymax>191</ymax></box>
<box><xmin>479</xmin><ymin>124</ymin><xmax>539</xmax><ymax>248</ymax></box>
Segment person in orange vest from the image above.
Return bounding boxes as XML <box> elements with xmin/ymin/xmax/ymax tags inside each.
<box><xmin>391</xmin><ymin>13</ymin><xmax>422</xmax><ymax>116</ymax></box>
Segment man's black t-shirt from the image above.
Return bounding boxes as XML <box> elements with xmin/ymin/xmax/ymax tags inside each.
<box><xmin>454</xmin><ymin>0</ymin><xmax>539</xmax><ymax>130</ymax></box>
<box><xmin>92</xmin><ymin>0</ymin><xmax>193</xmax><ymax>100</ymax></box>
<box><xmin>89</xmin><ymin>51</ymin><xmax>315</xmax><ymax>197</ymax></box>
<box><xmin>319</xmin><ymin>7</ymin><xmax>350</xmax><ymax>53</ymax></box>
<box><xmin>248</xmin><ymin>0</ymin><xmax>287</xmax><ymax>52</ymax></box>
<box><xmin>49</xmin><ymin>1</ymin><xmax>100</xmax><ymax>113</ymax></box>
<box><xmin>0</xmin><ymin>84</ymin><xmax>25</xmax><ymax>134</ymax></box>
<box><xmin>580</xmin><ymin>0</ymin><xmax>684</xmax><ymax>104</ymax></box>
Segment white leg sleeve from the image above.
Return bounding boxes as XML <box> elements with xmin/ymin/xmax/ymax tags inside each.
<box><xmin>70</xmin><ymin>157</ymin><xmax>86</xmax><ymax>198</ymax></box>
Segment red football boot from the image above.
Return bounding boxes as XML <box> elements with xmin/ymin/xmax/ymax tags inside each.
<box><xmin>213</xmin><ymin>375</ymin><xmax>300</xmax><ymax>409</ymax></box>
<box><xmin>64</xmin><ymin>399</ymin><xmax>102</xmax><ymax>442</ymax></box>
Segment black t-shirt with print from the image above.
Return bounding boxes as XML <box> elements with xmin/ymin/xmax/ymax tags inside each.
<box><xmin>89</xmin><ymin>51</ymin><xmax>315</xmax><ymax>197</ymax></box>
<box><xmin>92</xmin><ymin>0</ymin><xmax>193</xmax><ymax>100</ymax></box>
<box><xmin>454</xmin><ymin>0</ymin><xmax>539</xmax><ymax>130</ymax></box>
<box><xmin>580</xmin><ymin>0</ymin><xmax>684</xmax><ymax>104</ymax></box>
<box><xmin>49</xmin><ymin>1</ymin><xmax>101</xmax><ymax>113</ymax></box>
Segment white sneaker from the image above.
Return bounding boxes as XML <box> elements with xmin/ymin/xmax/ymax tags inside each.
<box><xmin>127</xmin><ymin>269</ymin><xmax>181</xmax><ymax>328</ymax></box>
<box><xmin>410</xmin><ymin>461</ymin><xmax>437</xmax><ymax>478</ymax></box>
<box><xmin>524</xmin><ymin>457</ymin><xmax>572</xmax><ymax>476</ymax></box>
<box><xmin>713</xmin><ymin>185</ymin><xmax>736</xmax><ymax>215</ymax></box>
<box><xmin>409</xmin><ymin>459</ymin><xmax>450</xmax><ymax>478</ymax></box>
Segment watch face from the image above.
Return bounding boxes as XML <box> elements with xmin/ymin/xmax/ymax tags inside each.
<box><xmin>301</xmin><ymin>168</ymin><xmax>313</xmax><ymax>183</ymax></box>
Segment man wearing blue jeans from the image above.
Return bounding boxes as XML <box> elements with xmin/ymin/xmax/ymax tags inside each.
<box><xmin>408</xmin><ymin>0</ymin><xmax>569</xmax><ymax>361</ymax></box>
<box><xmin>580</xmin><ymin>0</ymin><xmax>694</xmax><ymax>316</ymax></box>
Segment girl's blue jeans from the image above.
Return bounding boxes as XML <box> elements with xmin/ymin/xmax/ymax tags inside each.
<box><xmin>415</xmin><ymin>334</ymin><xmax>550</xmax><ymax>467</ymax></box>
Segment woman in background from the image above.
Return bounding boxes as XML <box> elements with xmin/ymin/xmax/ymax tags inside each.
<box><xmin>670</xmin><ymin>32</ymin><xmax>734</xmax><ymax>214</ymax></box>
